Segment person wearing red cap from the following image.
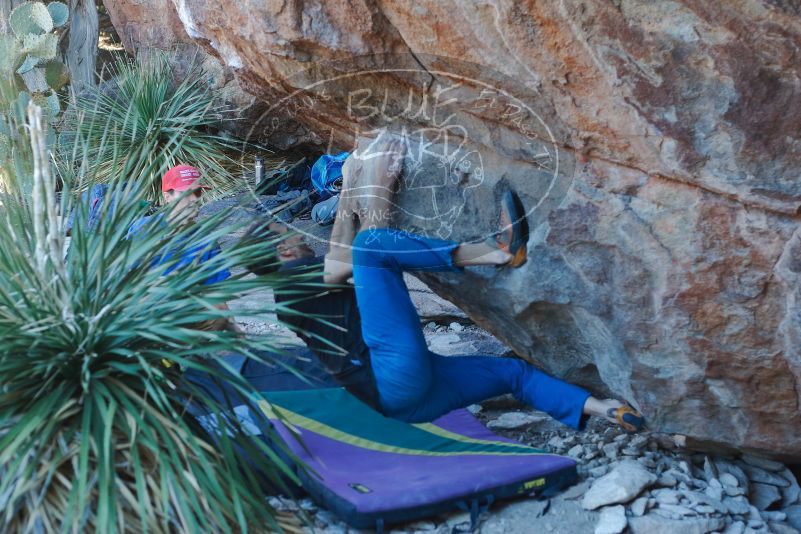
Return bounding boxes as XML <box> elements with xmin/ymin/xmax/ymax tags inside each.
<box><xmin>161</xmin><ymin>164</ymin><xmax>211</xmax><ymax>224</ymax></box>
<box><xmin>128</xmin><ymin>164</ymin><xmax>237</xmax><ymax>331</ymax></box>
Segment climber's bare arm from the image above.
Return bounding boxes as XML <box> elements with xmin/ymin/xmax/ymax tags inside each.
<box><xmin>323</xmin><ymin>139</ymin><xmax>405</xmax><ymax>284</ymax></box>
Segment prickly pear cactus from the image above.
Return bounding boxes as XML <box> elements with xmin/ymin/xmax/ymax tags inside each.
<box><xmin>1</xmin><ymin>2</ymin><xmax>70</xmax><ymax>119</ymax></box>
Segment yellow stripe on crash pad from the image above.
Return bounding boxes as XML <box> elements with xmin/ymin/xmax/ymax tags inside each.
<box><xmin>412</xmin><ymin>422</ymin><xmax>546</xmax><ymax>454</ymax></box>
<box><xmin>257</xmin><ymin>400</ymin><xmax>545</xmax><ymax>458</ymax></box>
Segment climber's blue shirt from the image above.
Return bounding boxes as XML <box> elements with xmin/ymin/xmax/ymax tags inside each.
<box><xmin>127</xmin><ymin>215</ymin><xmax>231</xmax><ymax>285</ymax></box>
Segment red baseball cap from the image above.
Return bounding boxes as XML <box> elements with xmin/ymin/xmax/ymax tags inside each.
<box><xmin>161</xmin><ymin>165</ymin><xmax>211</xmax><ymax>192</ymax></box>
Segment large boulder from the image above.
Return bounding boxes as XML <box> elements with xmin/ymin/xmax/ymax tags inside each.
<box><xmin>103</xmin><ymin>0</ymin><xmax>801</xmax><ymax>460</ymax></box>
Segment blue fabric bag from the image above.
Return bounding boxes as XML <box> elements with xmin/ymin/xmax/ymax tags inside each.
<box><xmin>311</xmin><ymin>152</ymin><xmax>349</xmax><ymax>199</ymax></box>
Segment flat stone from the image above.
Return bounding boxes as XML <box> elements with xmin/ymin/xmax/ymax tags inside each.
<box><xmin>739</xmin><ymin>463</ymin><xmax>790</xmax><ymax>488</ymax></box>
<box><xmin>746</xmin><ymin>519</ymin><xmax>764</xmax><ymax>529</ymax></box>
<box><xmin>582</xmin><ymin>461</ymin><xmax>657</xmax><ymax>510</ymax></box>
<box><xmin>658</xmin><ymin>503</ymin><xmax>697</xmax><ymax>516</ymax></box>
<box><xmin>785</xmin><ymin>504</ymin><xmax>801</xmax><ymax>530</ymax></box>
<box><xmin>405</xmin><ymin>521</ymin><xmax>438</xmax><ymax>532</ymax></box>
<box><xmin>750</xmin><ymin>482</ymin><xmax>782</xmax><ymax>510</ymax></box>
<box><xmin>723</xmin><ymin>520</ymin><xmax>746</xmax><ymax>534</ymax></box>
<box><xmin>561</xmin><ymin>480</ymin><xmax>592</xmax><ymax>500</ymax></box>
<box><xmin>705</xmin><ymin>484</ymin><xmax>724</xmax><ymax>501</ymax></box>
<box><xmin>781</xmin><ymin>468</ymin><xmax>801</xmax><ymax>508</ymax></box>
<box><xmin>741</xmin><ymin>454</ymin><xmax>786</xmax><ymax>473</ymax></box>
<box><xmin>653</xmin><ymin>489</ymin><xmax>681</xmax><ymax>505</ymax></box>
<box><xmin>656</xmin><ymin>474</ymin><xmax>679</xmax><ymax>488</ymax></box>
<box><xmin>726</xmin><ymin>485</ymin><xmax>748</xmax><ymax>497</ymax></box>
<box><xmin>693</xmin><ymin>504</ymin><xmax>716</xmax><ymax>514</ymax></box>
<box><xmin>630</xmin><ymin>496</ymin><xmax>649</xmax><ymax>517</ymax></box>
<box><xmin>724</xmin><ymin>496</ymin><xmax>752</xmax><ymax>515</ymax></box>
<box><xmin>595</xmin><ymin>505</ymin><xmax>627</xmax><ymax>534</ymax></box>
<box><xmin>568</xmin><ymin>444</ymin><xmax>584</xmax><ymax>459</ymax></box>
<box><xmin>721</xmin><ymin>473</ymin><xmax>741</xmax><ymax>488</ymax></box>
<box><xmin>703</xmin><ymin>456</ymin><xmax>719</xmax><ymax>481</ymax></box>
<box><xmin>687</xmin><ymin>491</ymin><xmax>728</xmax><ymax>514</ymax></box>
<box><xmin>628</xmin><ymin>515</ymin><xmax>725</xmax><ymax>534</ymax></box>
<box><xmin>748</xmin><ymin>504</ymin><xmax>763</xmax><ymax>521</ymax></box>
<box><xmin>487</xmin><ymin>411</ymin><xmax>549</xmax><ymax>430</ymax></box>
<box><xmin>602</xmin><ymin>442</ymin><xmax>619</xmax><ymax>461</ymax></box>
<box><xmin>762</xmin><ymin>511</ymin><xmax>787</xmax><ymax>522</ymax></box>
<box><xmin>715</xmin><ymin>460</ymin><xmax>751</xmax><ymax>491</ymax></box>
<box><xmin>589</xmin><ymin>465</ymin><xmax>609</xmax><ymax>478</ymax></box>
<box><xmin>768</xmin><ymin>522</ymin><xmax>800</xmax><ymax>534</ymax></box>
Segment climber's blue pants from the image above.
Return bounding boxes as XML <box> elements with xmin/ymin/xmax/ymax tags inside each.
<box><xmin>351</xmin><ymin>227</ymin><xmax>591</xmax><ymax>428</ymax></box>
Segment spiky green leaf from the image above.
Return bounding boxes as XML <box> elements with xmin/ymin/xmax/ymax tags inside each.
<box><xmin>9</xmin><ymin>2</ymin><xmax>53</xmax><ymax>37</ymax></box>
<box><xmin>0</xmin><ymin>92</ymin><xmax>321</xmax><ymax>533</ymax></box>
<box><xmin>60</xmin><ymin>54</ymin><xmax>247</xmax><ymax>202</ymax></box>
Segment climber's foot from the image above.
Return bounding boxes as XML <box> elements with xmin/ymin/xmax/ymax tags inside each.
<box><xmin>604</xmin><ymin>401</ymin><xmax>646</xmax><ymax>434</ymax></box>
<box><xmin>485</xmin><ymin>189</ymin><xmax>529</xmax><ymax>268</ymax></box>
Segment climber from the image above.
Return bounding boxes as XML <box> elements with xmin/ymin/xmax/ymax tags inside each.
<box><xmin>243</xmin><ymin>141</ymin><xmax>645</xmax><ymax>432</ymax></box>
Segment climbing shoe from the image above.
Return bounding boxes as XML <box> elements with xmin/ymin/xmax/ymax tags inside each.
<box><xmin>608</xmin><ymin>405</ymin><xmax>646</xmax><ymax>433</ymax></box>
<box><xmin>486</xmin><ymin>189</ymin><xmax>529</xmax><ymax>268</ymax></box>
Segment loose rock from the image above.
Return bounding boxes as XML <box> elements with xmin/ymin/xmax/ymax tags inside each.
<box><xmin>628</xmin><ymin>515</ymin><xmax>725</xmax><ymax>534</ymax></box>
<box><xmin>722</xmin><ymin>521</ymin><xmax>746</xmax><ymax>534</ymax></box>
<box><xmin>741</xmin><ymin>454</ymin><xmax>785</xmax><ymax>473</ymax></box>
<box><xmin>561</xmin><ymin>481</ymin><xmax>592</xmax><ymax>501</ymax></box>
<box><xmin>785</xmin><ymin>504</ymin><xmax>801</xmax><ymax>530</ymax></box>
<box><xmin>781</xmin><ymin>468</ymin><xmax>801</xmax><ymax>508</ymax></box>
<box><xmin>750</xmin><ymin>482</ymin><xmax>782</xmax><ymax>510</ymax></box>
<box><xmin>630</xmin><ymin>496</ymin><xmax>649</xmax><ymax>517</ymax></box>
<box><xmin>768</xmin><ymin>522</ymin><xmax>801</xmax><ymax>534</ymax></box>
<box><xmin>582</xmin><ymin>460</ymin><xmax>657</xmax><ymax>510</ymax></box>
<box><xmin>724</xmin><ymin>495</ymin><xmax>752</xmax><ymax>515</ymax></box>
<box><xmin>738</xmin><ymin>463</ymin><xmax>790</xmax><ymax>488</ymax></box>
<box><xmin>487</xmin><ymin>412</ymin><xmax>548</xmax><ymax>430</ymax></box>
<box><xmin>595</xmin><ymin>505</ymin><xmax>627</xmax><ymax>534</ymax></box>
<box><xmin>721</xmin><ymin>473</ymin><xmax>741</xmax><ymax>488</ymax></box>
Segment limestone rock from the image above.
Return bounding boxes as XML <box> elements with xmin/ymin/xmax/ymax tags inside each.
<box><xmin>750</xmin><ymin>482</ymin><xmax>782</xmax><ymax>511</ymax></box>
<box><xmin>782</xmin><ymin>469</ymin><xmax>801</xmax><ymax>508</ymax></box>
<box><xmin>582</xmin><ymin>460</ymin><xmax>656</xmax><ymax>510</ymax></box>
<box><xmin>487</xmin><ymin>412</ymin><xmax>549</xmax><ymax>430</ymax></box>
<box><xmin>769</xmin><ymin>522</ymin><xmax>801</xmax><ymax>534</ymax></box>
<box><xmin>739</xmin><ymin>463</ymin><xmax>791</xmax><ymax>488</ymax></box>
<box><xmin>741</xmin><ymin>454</ymin><xmax>786</xmax><ymax>473</ymax></box>
<box><xmin>630</xmin><ymin>497</ymin><xmax>649</xmax><ymax>517</ymax></box>
<box><xmin>595</xmin><ymin>505</ymin><xmax>627</xmax><ymax>534</ymax></box>
<box><xmin>628</xmin><ymin>515</ymin><xmax>725</xmax><ymax>534</ymax></box>
<box><xmin>786</xmin><ymin>505</ymin><xmax>801</xmax><ymax>530</ymax></box>
<box><xmin>104</xmin><ymin>0</ymin><xmax>801</xmax><ymax>460</ymax></box>
<box><xmin>724</xmin><ymin>495</ymin><xmax>752</xmax><ymax>515</ymax></box>
<box><xmin>723</xmin><ymin>521</ymin><xmax>746</xmax><ymax>534</ymax></box>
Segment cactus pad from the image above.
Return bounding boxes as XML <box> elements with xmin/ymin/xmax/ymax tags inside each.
<box><xmin>44</xmin><ymin>61</ymin><xmax>69</xmax><ymax>90</ymax></box>
<box><xmin>22</xmin><ymin>33</ymin><xmax>58</xmax><ymax>61</ymax></box>
<box><xmin>47</xmin><ymin>2</ymin><xmax>69</xmax><ymax>27</ymax></box>
<box><xmin>9</xmin><ymin>2</ymin><xmax>54</xmax><ymax>37</ymax></box>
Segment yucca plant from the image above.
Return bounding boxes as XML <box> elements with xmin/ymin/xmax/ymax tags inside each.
<box><xmin>0</xmin><ymin>101</ymin><xmax>315</xmax><ymax>533</ymax></box>
<box><xmin>60</xmin><ymin>53</ymin><xmax>245</xmax><ymax>202</ymax></box>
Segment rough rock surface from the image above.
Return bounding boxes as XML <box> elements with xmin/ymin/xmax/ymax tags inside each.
<box><xmin>106</xmin><ymin>0</ymin><xmax>801</xmax><ymax>460</ymax></box>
